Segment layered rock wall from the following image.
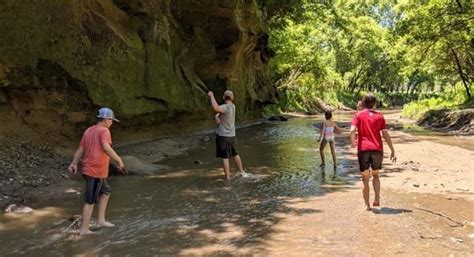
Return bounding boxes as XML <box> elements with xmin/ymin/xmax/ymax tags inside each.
<box><xmin>0</xmin><ymin>0</ymin><xmax>276</xmax><ymax>140</ymax></box>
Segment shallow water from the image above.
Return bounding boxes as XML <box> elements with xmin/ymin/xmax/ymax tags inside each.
<box><xmin>0</xmin><ymin>118</ymin><xmax>342</xmax><ymax>256</ymax></box>
<box><xmin>0</xmin><ymin>111</ymin><xmax>472</xmax><ymax>256</ymax></box>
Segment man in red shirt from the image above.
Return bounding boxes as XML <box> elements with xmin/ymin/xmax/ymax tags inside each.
<box><xmin>350</xmin><ymin>94</ymin><xmax>396</xmax><ymax>210</ymax></box>
<box><xmin>68</xmin><ymin>107</ymin><xmax>125</xmax><ymax>235</ymax></box>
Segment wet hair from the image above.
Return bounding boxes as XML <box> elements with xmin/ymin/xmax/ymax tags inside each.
<box><xmin>362</xmin><ymin>93</ymin><xmax>376</xmax><ymax>109</ymax></box>
<box><xmin>97</xmin><ymin>118</ymin><xmax>105</xmax><ymax>122</ymax></box>
<box><xmin>324</xmin><ymin>110</ymin><xmax>332</xmax><ymax>120</ymax></box>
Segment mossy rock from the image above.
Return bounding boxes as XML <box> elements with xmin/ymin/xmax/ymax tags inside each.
<box><xmin>0</xmin><ymin>0</ymin><xmax>277</xmax><ymax>140</ymax></box>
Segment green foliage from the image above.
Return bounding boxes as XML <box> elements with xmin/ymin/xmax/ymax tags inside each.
<box><xmin>402</xmin><ymin>85</ymin><xmax>470</xmax><ymax>118</ymax></box>
<box><xmin>263</xmin><ymin>104</ymin><xmax>283</xmax><ymax>115</ymax></box>
<box><xmin>336</xmin><ymin>92</ymin><xmax>361</xmax><ymax>109</ymax></box>
<box><xmin>394</xmin><ymin>0</ymin><xmax>474</xmax><ymax>98</ymax></box>
<box><xmin>267</xmin><ymin>0</ymin><xmax>474</xmax><ymax>113</ymax></box>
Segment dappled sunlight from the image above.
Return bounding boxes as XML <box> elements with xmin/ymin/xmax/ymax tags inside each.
<box><xmin>296</xmin><ymin>147</ymin><xmax>315</xmax><ymax>152</ymax></box>
<box><xmin>146</xmin><ymin>168</ymin><xmax>222</xmax><ymax>179</ymax></box>
<box><xmin>64</xmin><ymin>188</ymin><xmax>81</xmax><ymax>194</ymax></box>
<box><xmin>0</xmin><ymin>206</ymin><xmax>68</xmax><ymax>231</ymax></box>
<box><xmin>4</xmin><ymin>112</ymin><xmax>472</xmax><ymax>255</ymax></box>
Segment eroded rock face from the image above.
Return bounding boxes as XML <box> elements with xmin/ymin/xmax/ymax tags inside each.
<box><xmin>0</xmin><ymin>0</ymin><xmax>276</xmax><ymax>139</ymax></box>
<box><xmin>417</xmin><ymin>109</ymin><xmax>473</xmax><ymax>134</ymax></box>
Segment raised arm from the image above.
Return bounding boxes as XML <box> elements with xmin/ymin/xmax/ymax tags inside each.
<box><xmin>208</xmin><ymin>91</ymin><xmax>222</xmax><ymax>113</ymax></box>
<box><xmin>68</xmin><ymin>146</ymin><xmax>84</xmax><ymax>175</ymax></box>
<box><xmin>382</xmin><ymin>130</ymin><xmax>396</xmax><ymax>163</ymax></box>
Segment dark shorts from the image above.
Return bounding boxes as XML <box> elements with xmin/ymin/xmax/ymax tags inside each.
<box><xmin>358</xmin><ymin>151</ymin><xmax>383</xmax><ymax>172</ymax></box>
<box><xmin>82</xmin><ymin>174</ymin><xmax>112</xmax><ymax>204</ymax></box>
<box><xmin>216</xmin><ymin>135</ymin><xmax>239</xmax><ymax>159</ymax></box>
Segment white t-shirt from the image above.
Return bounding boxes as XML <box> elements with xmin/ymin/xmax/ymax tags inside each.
<box><xmin>217</xmin><ymin>103</ymin><xmax>236</xmax><ymax>137</ymax></box>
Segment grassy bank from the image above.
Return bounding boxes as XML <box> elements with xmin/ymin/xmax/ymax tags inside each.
<box><xmin>402</xmin><ymin>86</ymin><xmax>473</xmax><ymax>119</ymax></box>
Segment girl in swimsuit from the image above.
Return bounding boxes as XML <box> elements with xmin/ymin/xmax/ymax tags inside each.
<box><xmin>319</xmin><ymin>110</ymin><xmax>343</xmax><ymax>167</ymax></box>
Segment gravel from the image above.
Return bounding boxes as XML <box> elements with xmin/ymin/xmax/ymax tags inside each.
<box><xmin>0</xmin><ymin>137</ymin><xmax>69</xmax><ymax>209</ymax></box>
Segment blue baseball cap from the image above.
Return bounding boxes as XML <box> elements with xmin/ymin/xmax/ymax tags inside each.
<box><xmin>97</xmin><ymin>107</ymin><xmax>120</xmax><ymax>122</ymax></box>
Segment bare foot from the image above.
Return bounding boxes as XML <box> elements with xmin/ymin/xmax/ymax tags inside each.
<box><xmin>79</xmin><ymin>230</ymin><xmax>97</xmax><ymax>236</ymax></box>
<box><xmin>373</xmin><ymin>200</ymin><xmax>380</xmax><ymax>207</ymax></box>
<box><xmin>365</xmin><ymin>205</ymin><xmax>372</xmax><ymax>211</ymax></box>
<box><xmin>97</xmin><ymin>221</ymin><xmax>115</xmax><ymax>228</ymax></box>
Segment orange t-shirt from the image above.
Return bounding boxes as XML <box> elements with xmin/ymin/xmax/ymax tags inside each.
<box><xmin>80</xmin><ymin>125</ymin><xmax>112</xmax><ymax>178</ymax></box>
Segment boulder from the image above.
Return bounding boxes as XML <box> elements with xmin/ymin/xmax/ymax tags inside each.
<box><xmin>4</xmin><ymin>204</ymin><xmax>33</xmax><ymax>214</ymax></box>
<box><xmin>110</xmin><ymin>155</ymin><xmax>169</xmax><ymax>175</ymax></box>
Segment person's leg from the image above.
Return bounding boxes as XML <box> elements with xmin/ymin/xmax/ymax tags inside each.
<box><xmin>329</xmin><ymin>141</ymin><xmax>337</xmax><ymax>167</ymax></box>
<box><xmin>371</xmin><ymin>151</ymin><xmax>383</xmax><ymax>206</ymax></box>
<box><xmin>222</xmin><ymin>158</ymin><xmax>231</xmax><ymax>179</ymax></box>
<box><xmin>80</xmin><ymin>175</ymin><xmax>98</xmax><ymax>235</ymax></box>
<box><xmin>361</xmin><ymin>170</ymin><xmax>371</xmax><ymax>210</ymax></box>
<box><xmin>80</xmin><ymin>203</ymin><xmax>95</xmax><ymax>235</ymax></box>
<box><xmin>372</xmin><ymin>169</ymin><xmax>381</xmax><ymax>206</ymax></box>
<box><xmin>97</xmin><ymin>179</ymin><xmax>113</xmax><ymax>226</ymax></box>
<box><xmin>233</xmin><ymin>155</ymin><xmax>245</xmax><ymax>173</ymax></box>
<box><xmin>230</xmin><ymin>138</ymin><xmax>245</xmax><ymax>175</ymax></box>
<box><xmin>97</xmin><ymin>195</ymin><xmax>115</xmax><ymax>227</ymax></box>
<box><xmin>319</xmin><ymin>140</ymin><xmax>327</xmax><ymax>166</ymax></box>
<box><xmin>358</xmin><ymin>151</ymin><xmax>371</xmax><ymax>210</ymax></box>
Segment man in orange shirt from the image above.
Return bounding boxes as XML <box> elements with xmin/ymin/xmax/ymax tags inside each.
<box><xmin>68</xmin><ymin>107</ymin><xmax>125</xmax><ymax>235</ymax></box>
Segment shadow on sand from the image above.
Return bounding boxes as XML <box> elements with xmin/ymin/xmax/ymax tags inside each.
<box><xmin>371</xmin><ymin>207</ymin><xmax>413</xmax><ymax>215</ymax></box>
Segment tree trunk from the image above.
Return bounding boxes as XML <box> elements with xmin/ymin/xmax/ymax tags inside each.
<box><xmin>450</xmin><ymin>48</ymin><xmax>472</xmax><ymax>98</ymax></box>
<box><xmin>410</xmin><ymin>81</ymin><xmax>420</xmax><ymax>96</ymax></box>
<box><xmin>348</xmin><ymin>67</ymin><xmax>364</xmax><ymax>93</ymax></box>
<box><xmin>277</xmin><ymin>68</ymin><xmax>302</xmax><ymax>90</ymax></box>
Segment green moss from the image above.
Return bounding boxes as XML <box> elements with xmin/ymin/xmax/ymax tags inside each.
<box><xmin>119</xmin><ymin>97</ymin><xmax>168</xmax><ymax>117</ymax></box>
<box><xmin>0</xmin><ymin>91</ymin><xmax>7</xmax><ymax>104</ymax></box>
<box><xmin>0</xmin><ymin>0</ymin><xmax>275</xmax><ymax>134</ymax></box>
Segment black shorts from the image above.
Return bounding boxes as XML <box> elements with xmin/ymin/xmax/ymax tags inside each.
<box><xmin>358</xmin><ymin>151</ymin><xmax>383</xmax><ymax>172</ymax></box>
<box><xmin>82</xmin><ymin>174</ymin><xmax>112</xmax><ymax>204</ymax></box>
<box><xmin>216</xmin><ymin>135</ymin><xmax>239</xmax><ymax>159</ymax></box>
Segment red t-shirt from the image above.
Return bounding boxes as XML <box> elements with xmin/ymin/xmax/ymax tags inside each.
<box><xmin>80</xmin><ymin>125</ymin><xmax>112</xmax><ymax>178</ymax></box>
<box><xmin>352</xmin><ymin>109</ymin><xmax>386</xmax><ymax>152</ymax></box>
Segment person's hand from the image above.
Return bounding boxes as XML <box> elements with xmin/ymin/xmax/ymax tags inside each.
<box><xmin>390</xmin><ymin>151</ymin><xmax>397</xmax><ymax>163</ymax></box>
<box><xmin>68</xmin><ymin>163</ymin><xmax>77</xmax><ymax>175</ymax></box>
<box><xmin>116</xmin><ymin>159</ymin><xmax>128</xmax><ymax>174</ymax></box>
<box><xmin>351</xmin><ymin>141</ymin><xmax>357</xmax><ymax>148</ymax></box>
<box><xmin>119</xmin><ymin>166</ymin><xmax>129</xmax><ymax>175</ymax></box>
<box><xmin>207</xmin><ymin>91</ymin><xmax>214</xmax><ymax>98</ymax></box>
<box><xmin>117</xmin><ymin>159</ymin><xmax>125</xmax><ymax>170</ymax></box>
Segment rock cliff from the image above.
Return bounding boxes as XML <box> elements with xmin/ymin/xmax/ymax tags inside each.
<box><xmin>0</xmin><ymin>0</ymin><xmax>276</xmax><ymax>140</ymax></box>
